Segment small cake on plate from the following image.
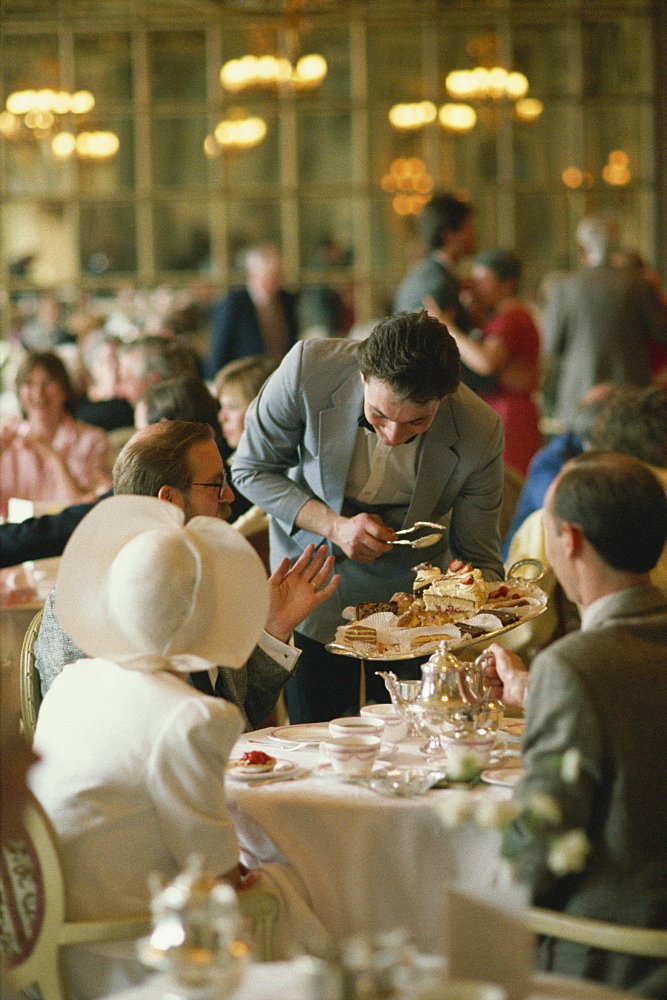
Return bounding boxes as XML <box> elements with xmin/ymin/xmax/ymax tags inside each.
<box><xmin>232</xmin><ymin>750</ymin><xmax>277</xmax><ymax>774</ymax></box>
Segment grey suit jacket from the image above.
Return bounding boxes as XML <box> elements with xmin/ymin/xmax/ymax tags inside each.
<box><xmin>232</xmin><ymin>338</ymin><xmax>505</xmax><ymax>643</ymax></box>
<box><xmin>543</xmin><ymin>266</ymin><xmax>667</xmax><ymax>425</ymax></box>
<box><xmin>35</xmin><ymin>589</ymin><xmax>293</xmax><ymax>732</ymax></box>
<box><xmin>511</xmin><ymin>585</ymin><xmax>667</xmax><ymax>996</ymax></box>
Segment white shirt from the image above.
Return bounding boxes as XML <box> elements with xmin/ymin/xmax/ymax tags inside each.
<box><xmin>344</xmin><ymin>425</ymin><xmax>421</xmax><ymax>506</ymax></box>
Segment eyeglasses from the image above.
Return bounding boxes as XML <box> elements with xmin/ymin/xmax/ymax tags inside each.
<box><xmin>189</xmin><ymin>472</ymin><xmax>228</xmax><ymax>496</ymax></box>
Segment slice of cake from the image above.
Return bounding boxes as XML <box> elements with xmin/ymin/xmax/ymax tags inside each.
<box><xmin>422</xmin><ymin>566</ymin><xmax>486</xmax><ymax>614</ymax></box>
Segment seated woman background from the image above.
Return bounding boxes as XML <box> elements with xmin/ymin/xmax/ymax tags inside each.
<box><xmin>0</xmin><ymin>351</ymin><xmax>111</xmax><ymax>519</ymax></box>
<box><xmin>428</xmin><ymin>249</ymin><xmax>542</xmax><ymax>476</ymax></box>
<box><xmin>29</xmin><ymin>494</ymin><xmax>325</xmax><ymax>997</ymax></box>
<box><xmin>214</xmin><ymin>355</ymin><xmax>277</xmax><ymax>536</ymax></box>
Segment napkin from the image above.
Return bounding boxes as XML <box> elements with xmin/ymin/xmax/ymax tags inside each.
<box><xmin>446</xmin><ymin>884</ymin><xmax>533</xmax><ymax>1000</ymax></box>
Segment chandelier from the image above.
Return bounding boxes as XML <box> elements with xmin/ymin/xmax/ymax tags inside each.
<box><xmin>220</xmin><ymin>53</ymin><xmax>327</xmax><ymax>93</ymax></box>
<box><xmin>204</xmin><ymin>110</ymin><xmax>268</xmax><ymax>156</ymax></box>
<box><xmin>0</xmin><ymin>88</ymin><xmax>119</xmax><ymax>161</ymax></box>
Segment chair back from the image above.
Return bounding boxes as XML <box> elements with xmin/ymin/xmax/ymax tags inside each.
<box><xmin>19</xmin><ymin>608</ymin><xmax>44</xmax><ymax>744</ymax></box>
<box><xmin>6</xmin><ymin>794</ymin><xmax>151</xmax><ymax>1000</ymax></box>
<box><xmin>528</xmin><ymin>907</ymin><xmax>667</xmax><ymax>959</ymax></box>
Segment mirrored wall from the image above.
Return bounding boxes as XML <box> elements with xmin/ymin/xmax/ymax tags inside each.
<box><xmin>0</xmin><ymin>0</ymin><xmax>659</xmax><ymax>331</ymax></box>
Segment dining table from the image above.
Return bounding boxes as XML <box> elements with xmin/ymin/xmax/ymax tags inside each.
<box><xmin>225</xmin><ymin>721</ymin><xmax>525</xmax><ymax>957</ymax></box>
<box><xmin>105</xmin><ymin>958</ymin><xmax>638</xmax><ymax>1000</ymax></box>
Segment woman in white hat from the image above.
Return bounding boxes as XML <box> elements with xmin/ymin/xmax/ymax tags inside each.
<box><xmin>29</xmin><ymin>493</ymin><xmax>272</xmax><ymax>996</ymax></box>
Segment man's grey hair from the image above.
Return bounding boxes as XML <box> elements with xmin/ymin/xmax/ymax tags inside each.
<box><xmin>576</xmin><ymin>214</ymin><xmax>619</xmax><ymax>266</ymax></box>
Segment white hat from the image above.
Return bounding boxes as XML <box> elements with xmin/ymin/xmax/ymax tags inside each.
<box><xmin>55</xmin><ymin>494</ymin><xmax>270</xmax><ymax>674</ymax></box>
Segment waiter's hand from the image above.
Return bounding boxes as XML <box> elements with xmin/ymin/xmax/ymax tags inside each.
<box><xmin>332</xmin><ymin>513</ymin><xmax>396</xmax><ymax>562</ymax></box>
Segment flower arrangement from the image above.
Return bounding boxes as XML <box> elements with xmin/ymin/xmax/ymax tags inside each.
<box><xmin>434</xmin><ymin>748</ymin><xmax>592</xmax><ymax>884</ymax></box>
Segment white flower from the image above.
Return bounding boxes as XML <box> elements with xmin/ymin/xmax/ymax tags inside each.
<box><xmin>547</xmin><ymin>828</ymin><xmax>591</xmax><ymax>876</ymax></box>
<box><xmin>445</xmin><ymin>746</ymin><xmax>486</xmax><ymax>782</ymax></box>
<box><xmin>435</xmin><ymin>789</ymin><xmax>474</xmax><ymax>828</ymax></box>
<box><xmin>524</xmin><ymin>792</ymin><xmax>562</xmax><ymax>826</ymax></box>
<box><xmin>474</xmin><ymin>798</ymin><xmax>520</xmax><ymax>829</ymax></box>
<box><xmin>560</xmin><ymin>748</ymin><xmax>582</xmax><ymax>783</ymax></box>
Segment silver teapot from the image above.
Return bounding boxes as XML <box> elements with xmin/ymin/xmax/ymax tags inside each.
<box><xmin>377</xmin><ymin>644</ymin><xmax>502</xmax><ymax>754</ymax></box>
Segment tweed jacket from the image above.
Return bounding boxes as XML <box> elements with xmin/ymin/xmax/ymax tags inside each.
<box><xmin>512</xmin><ymin>585</ymin><xmax>667</xmax><ymax>997</ymax></box>
<box><xmin>232</xmin><ymin>337</ymin><xmax>505</xmax><ymax>643</ymax></box>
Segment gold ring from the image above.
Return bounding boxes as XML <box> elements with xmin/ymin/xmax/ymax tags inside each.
<box><xmin>310</xmin><ymin>581</ymin><xmax>318</xmax><ymax>592</ymax></box>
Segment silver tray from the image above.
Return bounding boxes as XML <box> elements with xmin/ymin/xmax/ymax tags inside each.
<box><xmin>325</xmin><ymin>559</ymin><xmax>547</xmax><ymax>662</ymax></box>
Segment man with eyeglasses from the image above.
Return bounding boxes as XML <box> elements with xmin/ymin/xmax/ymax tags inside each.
<box><xmin>34</xmin><ymin>420</ymin><xmax>340</xmax><ymax>730</ymax></box>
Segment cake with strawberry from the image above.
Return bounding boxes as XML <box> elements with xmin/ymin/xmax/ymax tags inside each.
<box><xmin>421</xmin><ymin>559</ymin><xmax>487</xmax><ymax>614</ymax></box>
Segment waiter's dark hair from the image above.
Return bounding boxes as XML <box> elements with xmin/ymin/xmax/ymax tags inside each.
<box><xmin>550</xmin><ymin>451</ymin><xmax>667</xmax><ymax>573</ymax></box>
<box><xmin>357</xmin><ymin>310</ymin><xmax>461</xmax><ymax>402</ymax></box>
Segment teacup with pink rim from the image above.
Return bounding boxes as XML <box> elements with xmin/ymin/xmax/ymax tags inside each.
<box><xmin>320</xmin><ymin>734</ymin><xmax>382</xmax><ymax>777</ymax></box>
<box><xmin>328</xmin><ymin>716</ymin><xmax>385</xmax><ymax>740</ymax></box>
<box><xmin>360</xmin><ymin>703</ymin><xmax>408</xmax><ymax>743</ymax></box>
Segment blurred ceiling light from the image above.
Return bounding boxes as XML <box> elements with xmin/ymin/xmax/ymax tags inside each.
<box><xmin>75</xmin><ymin>131</ymin><xmax>120</xmax><ymax>160</ymax></box>
<box><xmin>388</xmin><ymin>101</ymin><xmax>437</xmax><ymax>130</ymax></box>
<box><xmin>608</xmin><ymin>149</ymin><xmax>629</xmax><ymax>167</ymax></box>
<box><xmin>213</xmin><ymin>113</ymin><xmax>267</xmax><ymax>150</ymax></box>
<box><xmin>514</xmin><ymin>98</ymin><xmax>543</xmax><ymax>122</ymax></box>
<box><xmin>438</xmin><ymin>103</ymin><xmax>477</xmax><ymax>132</ymax></box>
<box><xmin>445</xmin><ymin>66</ymin><xmax>528</xmax><ymax>101</ymax></box>
<box><xmin>220</xmin><ymin>53</ymin><xmax>326</xmax><ymax>93</ymax></box>
<box><xmin>562</xmin><ymin>166</ymin><xmax>583</xmax><ymax>188</ymax></box>
<box><xmin>6</xmin><ymin>88</ymin><xmax>95</xmax><ymax>115</ymax></box>
<box><xmin>381</xmin><ymin>157</ymin><xmax>433</xmax><ymax>215</ymax></box>
<box><xmin>51</xmin><ymin>131</ymin><xmax>77</xmax><ymax>158</ymax></box>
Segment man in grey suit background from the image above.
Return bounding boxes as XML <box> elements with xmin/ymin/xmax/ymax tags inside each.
<box><xmin>483</xmin><ymin>451</ymin><xmax>667</xmax><ymax>997</ymax></box>
<box><xmin>232</xmin><ymin>310</ymin><xmax>505</xmax><ymax>723</ymax></box>
<box><xmin>543</xmin><ymin>214</ymin><xmax>667</xmax><ymax>428</ymax></box>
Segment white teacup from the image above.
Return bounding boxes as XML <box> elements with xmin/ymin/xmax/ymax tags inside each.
<box><xmin>439</xmin><ymin>733</ymin><xmax>507</xmax><ymax>780</ymax></box>
<box><xmin>320</xmin><ymin>734</ymin><xmax>382</xmax><ymax>777</ymax></box>
<box><xmin>328</xmin><ymin>716</ymin><xmax>385</xmax><ymax>739</ymax></box>
<box><xmin>360</xmin><ymin>703</ymin><xmax>408</xmax><ymax>742</ymax></box>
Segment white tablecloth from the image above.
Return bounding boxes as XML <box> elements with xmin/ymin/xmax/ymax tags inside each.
<box><xmin>226</xmin><ymin>728</ymin><xmax>518</xmax><ymax>955</ymax></box>
<box><xmin>106</xmin><ymin>961</ymin><xmax>637</xmax><ymax>1000</ymax></box>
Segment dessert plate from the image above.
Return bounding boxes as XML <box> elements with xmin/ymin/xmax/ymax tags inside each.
<box><xmin>268</xmin><ymin>723</ymin><xmax>330</xmax><ymax>744</ymax></box>
<box><xmin>481</xmin><ymin>765</ymin><xmax>525</xmax><ymax>787</ymax></box>
<box><xmin>269</xmin><ymin>724</ymin><xmax>397</xmax><ymax>757</ymax></box>
<box><xmin>227</xmin><ymin>757</ymin><xmax>298</xmax><ymax>782</ymax></box>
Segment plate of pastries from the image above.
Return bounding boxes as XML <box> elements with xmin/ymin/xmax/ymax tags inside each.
<box><xmin>327</xmin><ymin>558</ymin><xmax>547</xmax><ymax>660</ymax></box>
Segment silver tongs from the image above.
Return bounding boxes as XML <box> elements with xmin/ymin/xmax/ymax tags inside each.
<box><xmin>391</xmin><ymin>521</ymin><xmax>446</xmax><ymax>548</ymax></box>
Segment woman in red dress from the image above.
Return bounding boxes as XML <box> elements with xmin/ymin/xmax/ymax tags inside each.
<box><xmin>430</xmin><ymin>249</ymin><xmax>542</xmax><ymax>476</ymax></box>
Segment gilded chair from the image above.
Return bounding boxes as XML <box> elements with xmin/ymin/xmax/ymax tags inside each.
<box><xmin>528</xmin><ymin>907</ymin><xmax>667</xmax><ymax>959</ymax></box>
<box><xmin>18</xmin><ymin>607</ymin><xmax>44</xmax><ymax>744</ymax></box>
<box><xmin>6</xmin><ymin>795</ymin><xmax>151</xmax><ymax>1000</ymax></box>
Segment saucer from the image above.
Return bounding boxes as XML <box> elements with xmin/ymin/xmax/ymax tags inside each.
<box><xmin>227</xmin><ymin>757</ymin><xmax>298</xmax><ymax>782</ymax></box>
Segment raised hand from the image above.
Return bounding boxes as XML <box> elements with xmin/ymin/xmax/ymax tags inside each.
<box><xmin>265</xmin><ymin>543</ymin><xmax>341</xmax><ymax>643</ymax></box>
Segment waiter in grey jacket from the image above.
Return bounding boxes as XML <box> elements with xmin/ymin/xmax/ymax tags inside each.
<box><xmin>232</xmin><ymin>310</ymin><xmax>505</xmax><ymax>723</ymax></box>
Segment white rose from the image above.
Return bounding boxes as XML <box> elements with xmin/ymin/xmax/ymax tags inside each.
<box><xmin>547</xmin><ymin>829</ymin><xmax>591</xmax><ymax>876</ymax></box>
<box><xmin>560</xmin><ymin>748</ymin><xmax>582</xmax><ymax>783</ymax></box>
<box><xmin>474</xmin><ymin>798</ymin><xmax>520</xmax><ymax>829</ymax></box>
<box><xmin>445</xmin><ymin>746</ymin><xmax>486</xmax><ymax>782</ymax></box>
<box><xmin>525</xmin><ymin>792</ymin><xmax>562</xmax><ymax>825</ymax></box>
<box><xmin>435</xmin><ymin>789</ymin><xmax>474</xmax><ymax>828</ymax></box>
